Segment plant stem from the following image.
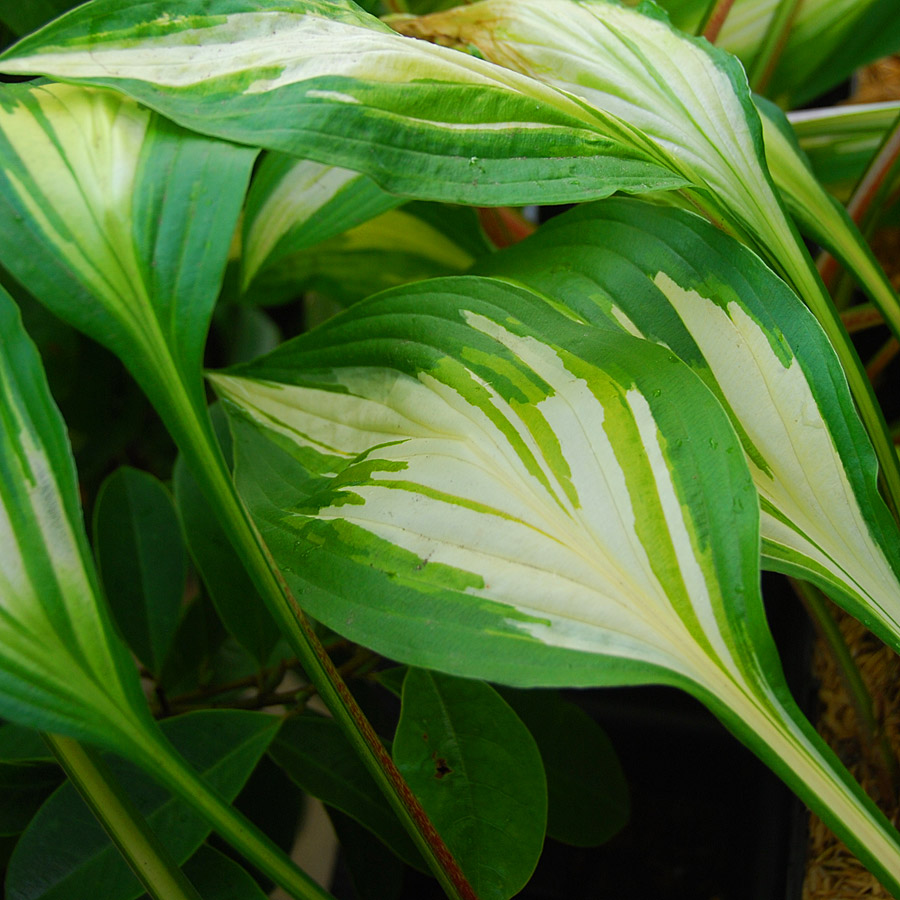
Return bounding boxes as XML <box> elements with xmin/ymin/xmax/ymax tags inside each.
<box><xmin>44</xmin><ymin>735</ymin><xmax>204</xmax><ymax>900</ymax></box>
<box><xmin>819</xmin><ymin>111</ymin><xmax>900</xmax><ymax>291</ymax></box>
<box><xmin>165</xmin><ymin>373</ymin><xmax>478</xmax><ymax>900</ymax></box>
<box><xmin>698</xmin><ymin>0</ymin><xmax>735</xmax><ymax>42</ymax></box>
<box><xmin>747</xmin><ymin>0</ymin><xmax>803</xmax><ymax>95</ymax></box>
<box><xmin>133</xmin><ymin>731</ymin><xmax>335</xmax><ymax>900</ymax></box>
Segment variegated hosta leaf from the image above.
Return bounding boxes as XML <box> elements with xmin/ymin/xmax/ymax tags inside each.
<box><xmin>0</xmin><ymin>0</ymin><xmax>688</xmax><ymax>207</ymax></box>
<box><xmin>0</xmin><ymin>80</ymin><xmax>256</xmax><ymax>423</ymax></box>
<box><xmin>241</xmin><ymin>154</ymin><xmax>404</xmax><ymax>293</ymax></box>
<box><xmin>392</xmin><ymin>0</ymin><xmax>815</xmax><ymax>284</ymax></box>
<box><xmin>787</xmin><ymin>101</ymin><xmax>900</xmax><ymax>199</ymax></box>
<box><xmin>213</xmin><ymin>275</ymin><xmax>900</xmax><ymax>892</ymax></box>
<box><xmin>0</xmin><ymin>284</ymin><xmax>153</xmax><ymax>754</ymax></box>
<box><xmin>393</xmin><ymin>0</ymin><xmax>900</xmax><ymax>509</ymax></box>
<box><xmin>247</xmin><ymin>200</ymin><xmax>492</xmax><ymax>306</ymax></box>
<box><xmin>476</xmin><ymin>198</ymin><xmax>900</xmax><ymax>658</ymax></box>
<box><xmin>713</xmin><ymin>0</ymin><xmax>900</xmax><ymax>107</ymax></box>
<box><xmin>0</xmin><ymin>287</ymin><xmax>335</xmax><ymax>900</ymax></box>
<box><xmin>757</xmin><ymin>97</ymin><xmax>900</xmax><ymax>343</ymax></box>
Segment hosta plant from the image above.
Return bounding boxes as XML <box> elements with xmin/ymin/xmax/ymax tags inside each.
<box><xmin>0</xmin><ymin>0</ymin><xmax>899</xmax><ymax>898</ymax></box>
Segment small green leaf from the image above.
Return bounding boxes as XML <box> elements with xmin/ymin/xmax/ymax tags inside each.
<box><xmin>0</xmin><ymin>724</ymin><xmax>52</xmax><ymax>762</ymax></box>
<box><xmin>0</xmin><ymin>760</ymin><xmax>63</xmax><ymax>836</ymax></box>
<box><xmin>6</xmin><ymin>710</ymin><xmax>279</xmax><ymax>900</ymax></box>
<box><xmin>248</xmin><ymin>202</ymin><xmax>491</xmax><ymax>307</ymax></box>
<box><xmin>499</xmin><ymin>689</ymin><xmax>628</xmax><ymax>847</ymax></box>
<box><xmin>180</xmin><ymin>846</ymin><xmax>270</xmax><ymax>900</ymax></box>
<box><xmin>268</xmin><ymin>715</ymin><xmax>424</xmax><ymax>871</ymax></box>
<box><xmin>93</xmin><ymin>467</ymin><xmax>187</xmax><ymax>678</ymax></box>
<box><xmin>241</xmin><ymin>154</ymin><xmax>404</xmax><ymax>293</ymax></box>
<box><xmin>157</xmin><ymin>592</ymin><xmax>228</xmax><ymax>695</ymax></box>
<box><xmin>393</xmin><ymin>670</ymin><xmax>546</xmax><ymax>900</ymax></box>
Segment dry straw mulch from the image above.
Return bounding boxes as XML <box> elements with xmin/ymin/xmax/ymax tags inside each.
<box><xmin>801</xmin><ymin>55</ymin><xmax>900</xmax><ymax>900</ymax></box>
<box><xmin>802</xmin><ymin>609</ymin><xmax>900</xmax><ymax>899</ymax></box>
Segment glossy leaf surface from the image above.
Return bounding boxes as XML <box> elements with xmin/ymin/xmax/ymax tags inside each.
<box><xmin>93</xmin><ymin>467</ymin><xmax>187</xmax><ymax>678</ymax></box>
<box><xmin>215</xmin><ymin>273</ymin><xmax>900</xmax><ymax>890</ymax></box>
<box><xmin>0</xmin><ymin>80</ymin><xmax>256</xmax><ymax>425</ymax></box>
<box><xmin>6</xmin><ymin>711</ymin><xmax>279</xmax><ymax>900</ymax></box>
<box><xmin>0</xmin><ymin>0</ymin><xmax>687</xmax><ymax>206</ymax></box>
<box><xmin>248</xmin><ymin>201</ymin><xmax>491</xmax><ymax>307</ymax></box>
<box><xmin>0</xmin><ymin>283</ymin><xmax>152</xmax><ymax>751</ymax></box>
<box><xmin>394</xmin><ymin>0</ymin><xmax>814</xmax><ymax>293</ymax></box>
<box><xmin>477</xmin><ymin>198</ymin><xmax>900</xmax><ymax>657</ymax></box>
<box><xmin>393</xmin><ymin>670</ymin><xmax>546</xmax><ymax>900</ymax></box>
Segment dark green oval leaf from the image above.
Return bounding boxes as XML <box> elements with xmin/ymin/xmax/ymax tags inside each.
<box><xmin>499</xmin><ymin>689</ymin><xmax>628</xmax><ymax>847</ymax></box>
<box><xmin>93</xmin><ymin>467</ymin><xmax>187</xmax><ymax>678</ymax></box>
<box><xmin>393</xmin><ymin>669</ymin><xmax>546</xmax><ymax>900</ymax></box>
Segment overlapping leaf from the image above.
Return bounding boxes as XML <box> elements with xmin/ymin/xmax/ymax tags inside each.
<box><xmin>247</xmin><ymin>200</ymin><xmax>491</xmax><ymax>306</ymax></box>
<box><xmin>476</xmin><ymin>198</ymin><xmax>900</xmax><ymax>654</ymax></box>
<box><xmin>0</xmin><ymin>0</ymin><xmax>687</xmax><ymax>207</ymax></box>
<box><xmin>214</xmin><ymin>274</ymin><xmax>900</xmax><ymax>891</ymax></box>
<box><xmin>393</xmin><ymin>670</ymin><xmax>546</xmax><ymax>900</ymax></box>
<box><xmin>393</xmin><ymin>0</ymin><xmax>813</xmax><ymax>287</ymax></box>
<box><xmin>0</xmin><ymin>282</ymin><xmax>327</xmax><ymax>900</ymax></box>
<box><xmin>0</xmin><ymin>80</ymin><xmax>256</xmax><ymax>425</ymax></box>
<box><xmin>787</xmin><ymin>101</ymin><xmax>900</xmax><ymax>199</ymax></box>
<box><xmin>757</xmin><ymin>97</ymin><xmax>900</xmax><ymax>342</ymax></box>
<box><xmin>0</xmin><ymin>284</ymin><xmax>153</xmax><ymax>752</ymax></box>
<box><xmin>392</xmin><ymin>0</ymin><xmax>900</xmax><ymax>510</ymax></box>
<box><xmin>7</xmin><ymin>711</ymin><xmax>278</xmax><ymax>900</ymax></box>
<box><xmin>241</xmin><ymin>155</ymin><xmax>404</xmax><ymax>293</ymax></box>
<box><xmin>712</xmin><ymin>0</ymin><xmax>900</xmax><ymax>107</ymax></box>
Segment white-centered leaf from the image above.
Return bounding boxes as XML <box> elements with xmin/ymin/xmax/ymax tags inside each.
<box><xmin>0</xmin><ymin>285</ymin><xmax>329</xmax><ymax>900</ymax></box>
<box><xmin>0</xmin><ymin>80</ymin><xmax>257</xmax><ymax>424</ymax></box>
<box><xmin>0</xmin><ymin>0</ymin><xmax>687</xmax><ymax>207</ymax></box>
<box><xmin>0</xmin><ymin>284</ymin><xmax>153</xmax><ymax>753</ymax></box>
<box><xmin>394</xmin><ymin>0</ymin><xmax>900</xmax><ymax>515</ymax></box>
<box><xmin>242</xmin><ymin>155</ymin><xmax>404</xmax><ymax>292</ymax></box>
<box><xmin>476</xmin><ymin>198</ymin><xmax>900</xmax><ymax>657</ymax></box>
<box><xmin>247</xmin><ymin>200</ymin><xmax>491</xmax><ymax>306</ymax></box>
<box><xmin>394</xmin><ymin>1</ymin><xmax>806</xmax><ymax>273</ymax></box>
<box><xmin>214</xmin><ymin>274</ymin><xmax>900</xmax><ymax>892</ymax></box>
